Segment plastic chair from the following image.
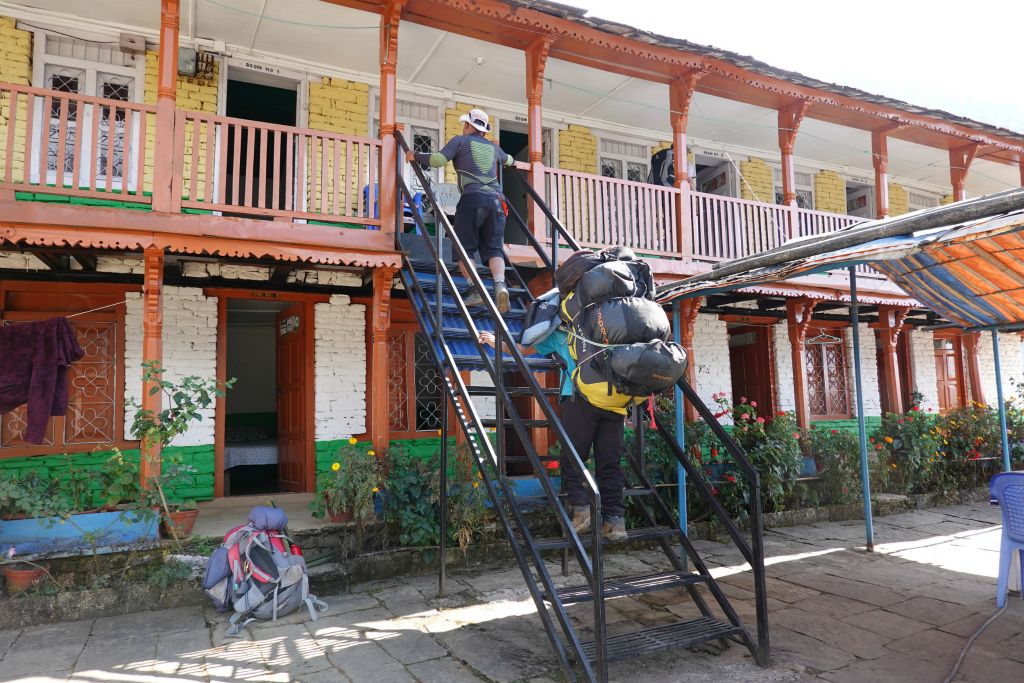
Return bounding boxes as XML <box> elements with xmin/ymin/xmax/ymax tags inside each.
<box><xmin>989</xmin><ymin>472</ymin><xmax>1024</xmax><ymax>607</ymax></box>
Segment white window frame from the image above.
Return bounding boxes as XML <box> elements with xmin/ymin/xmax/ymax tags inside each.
<box><xmin>372</xmin><ymin>89</ymin><xmax>444</xmax><ymax>196</ymax></box>
<box><xmin>597</xmin><ymin>135</ymin><xmax>651</xmax><ymax>183</ymax></box>
<box><xmin>30</xmin><ymin>30</ymin><xmax>145</xmax><ymax>191</ymax></box>
<box><xmin>771</xmin><ymin>165</ymin><xmax>814</xmax><ymax>209</ymax></box>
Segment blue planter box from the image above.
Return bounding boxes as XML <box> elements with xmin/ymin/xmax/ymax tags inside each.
<box><xmin>0</xmin><ymin>510</ymin><xmax>159</xmax><ymax>557</ymax></box>
<box><xmin>800</xmin><ymin>456</ymin><xmax>818</xmax><ymax>477</ymax></box>
<box><xmin>483</xmin><ymin>476</ymin><xmax>561</xmax><ymax>509</ymax></box>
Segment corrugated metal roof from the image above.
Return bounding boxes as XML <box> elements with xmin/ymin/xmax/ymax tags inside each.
<box><xmin>657</xmin><ymin>209</ymin><xmax>1024</xmax><ymax>330</ymax></box>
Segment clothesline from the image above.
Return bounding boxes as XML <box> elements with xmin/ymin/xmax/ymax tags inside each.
<box><xmin>1</xmin><ymin>299</ymin><xmax>127</xmax><ymax>326</ymax></box>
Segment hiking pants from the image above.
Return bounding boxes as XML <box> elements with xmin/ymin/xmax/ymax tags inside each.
<box><xmin>560</xmin><ymin>394</ymin><xmax>626</xmax><ymax>518</ymax></box>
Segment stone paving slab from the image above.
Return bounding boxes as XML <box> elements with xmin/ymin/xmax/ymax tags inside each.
<box><xmin>2</xmin><ymin>501</ymin><xmax>1024</xmax><ymax>682</ymax></box>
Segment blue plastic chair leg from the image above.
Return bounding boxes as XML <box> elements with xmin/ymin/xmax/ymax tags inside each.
<box><xmin>997</xmin><ymin>533</ymin><xmax>1012</xmax><ymax>608</ymax></box>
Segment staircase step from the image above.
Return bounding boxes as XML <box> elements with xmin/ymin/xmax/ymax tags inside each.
<box><xmin>481</xmin><ymin>418</ymin><xmax>550</xmax><ymax>429</ymax></box>
<box><xmin>531</xmin><ymin>525</ymin><xmax>677</xmax><ymax>552</ymax></box>
<box><xmin>544</xmin><ymin>570</ymin><xmax>709</xmax><ymax>606</ymax></box>
<box><xmin>466</xmin><ymin>385</ymin><xmax>561</xmax><ymax>396</ymax></box>
<box><xmin>580</xmin><ymin>617</ymin><xmax>743</xmax><ymax>664</ymax></box>
<box><xmin>451</xmin><ymin>354</ymin><xmax>558</xmax><ymax>371</ymax></box>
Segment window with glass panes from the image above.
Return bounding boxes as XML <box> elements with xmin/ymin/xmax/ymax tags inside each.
<box><xmin>599</xmin><ymin>138</ymin><xmax>649</xmax><ymax>182</ymax></box>
<box><xmin>32</xmin><ymin>31</ymin><xmax>142</xmax><ymax>186</ymax></box>
<box><xmin>805</xmin><ymin>328</ymin><xmax>851</xmax><ymax>419</ymax></box>
<box><xmin>386</xmin><ymin>328</ymin><xmax>443</xmax><ymax>436</ymax></box>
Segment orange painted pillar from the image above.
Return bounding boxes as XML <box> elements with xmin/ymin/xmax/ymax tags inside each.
<box><xmin>872</xmin><ymin>130</ymin><xmax>890</xmax><ymax>219</ymax></box>
<box><xmin>786</xmin><ymin>299</ymin><xmax>816</xmax><ymax>430</ymax></box>
<box><xmin>670</xmin><ymin>71</ymin><xmax>701</xmax><ymax>260</ymax></box>
<box><xmin>141</xmin><ymin>245</ymin><xmax>165</xmax><ymax>482</ymax></box>
<box><xmin>778</xmin><ymin>100</ymin><xmax>808</xmax><ymax>240</ymax></box>
<box><xmin>949</xmin><ymin>144</ymin><xmax>978</xmax><ymax>203</ymax></box>
<box><xmin>962</xmin><ymin>332</ymin><xmax>986</xmax><ymax>406</ymax></box>
<box><xmin>677</xmin><ymin>297</ymin><xmax>702</xmax><ymax>422</ymax></box>
<box><xmin>377</xmin><ymin>1</ymin><xmax>405</xmax><ymax>237</ymax></box>
<box><xmin>526</xmin><ymin>36</ymin><xmax>553</xmax><ymax>240</ymax></box>
<box><xmin>370</xmin><ymin>267</ymin><xmax>396</xmax><ymax>454</ymax></box>
<box><xmin>1019</xmin><ymin>159</ymin><xmax>1024</xmax><ymax>188</ymax></box>
<box><xmin>153</xmin><ymin>0</ymin><xmax>179</xmax><ymax>213</ymax></box>
<box><xmin>873</xmin><ymin>306</ymin><xmax>909</xmax><ymax>415</ymax></box>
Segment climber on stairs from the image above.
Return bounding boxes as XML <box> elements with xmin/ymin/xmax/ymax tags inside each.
<box><xmin>408</xmin><ymin>108</ymin><xmax>514</xmax><ymax>314</ymax></box>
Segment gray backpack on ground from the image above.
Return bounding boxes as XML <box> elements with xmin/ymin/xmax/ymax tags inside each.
<box><xmin>202</xmin><ymin>506</ymin><xmax>327</xmax><ymax>637</ymax></box>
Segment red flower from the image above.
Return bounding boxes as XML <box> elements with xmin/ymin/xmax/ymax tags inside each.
<box><xmin>710</xmin><ymin>486</ymin><xmax>719</xmax><ymax>495</ymax></box>
<box><xmin>750</xmin><ymin>400</ymin><xmax>758</xmax><ymax>408</ymax></box>
<box><xmin>869</xmin><ymin>437</ymin><xmax>875</xmax><ymax>443</ymax></box>
<box><xmin>911</xmin><ymin>406</ymin><xmax>920</xmax><ymax>412</ymax></box>
<box><xmin>711</xmin><ymin>447</ymin><xmax>719</xmax><ymax>458</ymax></box>
<box><xmin>740</xmin><ymin>412</ymin><xmax>750</xmax><ymax>420</ymax></box>
<box><xmin>757</xmin><ymin>417</ymin><xmax>765</xmax><ymax>424</ymax></box>
<box><xmin>713</xmin><ymin>410</ymin><xmax>729</xmax><ymax>419</ymax></box>
<box><xmin>898</xmin><ymin>419</ymin><xmax>904</xmax><ymax>424</ymax></box>
<box><xmin>831</xmin><ymin>429</ymin><xmax>838</xmax><ymax>435</ymax></box>
<box><xmin>792</xmin><ymin>432</ymin><xmax>801</xmax><ymax>439</ymax></box>
<box><xmin>740</xmin><ymin>396</ymin><xmax>747</xmax><ymax>404</ymax></box>
<box><xmin>546</xmin><ymin>460</ymin><xmax>559</xmax><ymax>471</ymax></box>
<box><xmin>725</xmin><ymin>474</ymin><xmax>737</xmax><ymax>483</ymax></box>
<box><xmin>777</xmin><ymin>411</ymin><xmax>787</xmax><ymax>417</ymax></box>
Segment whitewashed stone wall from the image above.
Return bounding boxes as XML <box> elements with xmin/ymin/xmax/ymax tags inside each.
<box><xmin>314</xmin><ymin>294</ymin><xmax>366</xmax><ymax>440</ymax></box>
<box><xmin>94</xmin><ymin>257</ymin><xmax>145</xmax><ymax>274</ymax></box>
<box><xmin>123</xmin><ymin>286</ymin><xmax>218</xmax><ymax>446</ymax></box>
<box><xmin>979</xmin><ymin>332</ymin><xmax>1021</xmax><ymax>406</ymax></box>
<box><xmin>181</xmin><ymin>262</ymin><xmax>271</xmax><ymax>280</ymax></box>
<box><xmin>907</xmin><ymin>329</ymin><xmax>939</xmax><ymax>412</ymax></box>
<box><xmin>772</xmin><ymin>323</ymin><xmax>796</xmax><ymax>413</ymax></box>
<box><xmin>289</xmin><ymin>269</ymin><xmax>362</xmax><ymax>287</ymax></box>
<box><xmin>469</xmin><ymin>370</ymin><xmax>496</xmax><ymax>422</ymax></box>
<box><xmin>845</xmin><ymin>323</ymin><xmax>881</xmax><ymax>417</ymax></box>
<box><xmin>0</xmin><ymin>252</ymin><xmax>45</xmax><ymax>270</ymax></box>
<box><xmin>691</xmin><ymin>313</ymin><xmax>732</xmax><ymax>420</ymax></box>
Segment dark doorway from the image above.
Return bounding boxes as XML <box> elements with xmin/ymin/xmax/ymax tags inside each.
<box><xmin>223</xmin><ymin>298</ymin><xmax>304</xmax><ymax>496</ymax></box>
<box><xmin>224</xmin><ymin>78</ymin><xmax>298</xmax><ymax>211</ymax></box>
<box><xmin>728</xmin><ymin>325</ymin><xmax>775</xmax><ymax>418</ymax></box>
<box><xmin>498</xmin><ymin>128</ymin><xmax>530</xmax><ymax>246</ymax></box>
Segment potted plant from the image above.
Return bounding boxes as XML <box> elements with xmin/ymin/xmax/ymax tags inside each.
<box><xmin>310</xmin><ymin>438</ymin><xmax>379</xmax><ymax>523</ymax></box>
<box><xmin>1</xmin><ymin>546</ymin><xmax>49</xmax><ymax>595</ymax></box>
<box><xmin>128</xmin><ymin>361</ymin><xmax>234</xmax><ymax>541</ymax></box>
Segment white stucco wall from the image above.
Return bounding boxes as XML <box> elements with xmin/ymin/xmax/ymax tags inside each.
<box><xmin>691</xmin><ymin>313</ymin><xmax>732</xmax><ymax>420</ymax></box>
<box><xmin>845</xmin><ymin>323</ymin><xmax>881</xmax><ymax>417</ymax></box>
<box><xmin>907</xmin><ymin>328</ymin><xmax>940</xmax><ymax>412</ymax></box>
<box><xmin>123</xmin><ymin>286</ymin><xmax>218</xmax><ymax>446</ymax></box>
<box><xmin>979</xmin><ymin>332</ymin><xmax>1022</xmax><ymax>407</ymax></box>
<box><xmin>313</xmin><ymin>294</ymin><xmax>366</xmax><ymax>441</ymax></box>
<box><xmin>772</xmin><ymin>323</ymin><xmax>796</xmax><ymax>413</ymax></box>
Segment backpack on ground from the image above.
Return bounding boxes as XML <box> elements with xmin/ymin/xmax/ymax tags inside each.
<box><xmin>202</xmin><ymin>506</ymin><xmax>327</xmax><ymax>637</ymax></box>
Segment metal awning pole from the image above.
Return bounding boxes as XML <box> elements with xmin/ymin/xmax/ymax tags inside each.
<box><xmin>993</xmin><ymin>331</ymin><xmax>1012</xmax><ymax>472</ymax></box>
<box><xmin>849</xmin><ymin>267</ymin><xmax>874</xmax><ymax>551</ymax></box>
<box><xmin>673</xmin><ymin>301</ymin><xmax>688</xmax><ymax>568</ymax></box>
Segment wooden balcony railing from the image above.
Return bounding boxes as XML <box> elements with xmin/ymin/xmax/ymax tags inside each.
<box><xmin>0</xmin><ymin>83</ymin><xmax>155</xmax><ymax>203</ymax></box>
<box><xmin>543</xmin><ymin>166</ymin><xmax>680</xmax><ymax>257</ymax></box>
<box><xmin>173</xmin><ymin>111</ymin><xmax>382</xmax><ymax>226</ymax></box>
<box><xmin>538</xmin><ymin>165</ymin><xmax>880</xmax><ymax>276</ymax></box>
<box><xmin>0</xmin><ymin>82</ymin><xmax>878</xmax><ymax>261</ymax></box>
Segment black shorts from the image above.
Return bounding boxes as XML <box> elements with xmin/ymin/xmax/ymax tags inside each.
<box><xmin>453</xmin><ymin>192</ymin><xmax>506</xmax><ymax>262</ymax></box>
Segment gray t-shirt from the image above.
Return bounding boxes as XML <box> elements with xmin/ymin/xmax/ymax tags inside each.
<box><xmin>415</xmin><ymin>133</ymin><xmax>513</xmax><ymax>196</ymax></box>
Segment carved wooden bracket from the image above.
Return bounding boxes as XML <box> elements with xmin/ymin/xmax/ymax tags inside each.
<box><xmin>143</xmin><ymin>246</ymin><xmax>164</xmax><ymax>329</ymax></box>
<box><xmin>950</xmin><ymin>142</ymin><xmax>980</xmax><ymax>195</ymax></box>
<box><xmin>526</xmin><ymin>35</ymin><xmax>555</xmax><ymax>106</ymax></box>
<box><xmin>669</xmin><ymin>69</ymin><xmax>704</xmax><ymax>134</ymax></box>
<box><xmin>777</xmin><ymin>99</ymin><xmax>810</xmax><ymax>154</ymax></box>
<box><xmin>371</xmin><ymin>266</ymin><xmax>397</xmax><ymax>335</ymax></box>
<box><xmin>677</xmin><ymin>296</ymin><xmax>703</xmax><ymax>348</ymax></box>
<box><xmin>379</xmin><ymin>0</ymin><xmax>407</xmax><ymax>74</ymax></box>
<box><xmin>786</xmin><ymin>298</ymin><xmax>818</xmax><ymax>345</ymax></box>
<box><xmin>872</xmin><ymin>305</ymin><xmax>909</xmax><ymax>350</ymax></box>
<box><xmin>871</xmin><ymin>129</ymin><xmax>889</xmax><ymax>174</ymax></box>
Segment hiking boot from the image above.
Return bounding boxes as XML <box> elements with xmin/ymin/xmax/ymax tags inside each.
<box><xmin>494</xmin><ymin>281</ymin><xmax>510</xmax><ymax>314</ymax></box>
<box><xmin>462</xmin><ymin>287</ymin><xmax>485</xmax><ymax>308</ymax></box>
<box><xmin>602</xmin><ymin>515</ymin><xmax>628</xmax><ymax>542</ymax></box>
<box><xmin>571</xmin><ymin>505</ymin><xmax>591</xmax><ymax>535</ymax></box>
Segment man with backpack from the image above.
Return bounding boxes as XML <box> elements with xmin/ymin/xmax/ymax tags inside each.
<box><xmin>478</xmin><ymin>328</ymin><xmax>628</xmax><ymax>541</ymax></box>
<box><xmin>408</xmin><ymin>108</ymin><xmax>514</xmax><ymax>314</ymax></box>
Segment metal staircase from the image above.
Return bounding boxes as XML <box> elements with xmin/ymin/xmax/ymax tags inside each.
<box><xmin>392</xmin><ymin>131</ymin><xmax>770</xmax><ymax>682</ymax></box>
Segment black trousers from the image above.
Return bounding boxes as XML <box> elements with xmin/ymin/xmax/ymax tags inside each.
<box><xmin>560</xmin><ymin>395</ymin><xmax>626</xmax><ymax>518</ymax></box>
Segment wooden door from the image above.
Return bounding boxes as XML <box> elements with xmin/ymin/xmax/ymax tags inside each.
<box><xmin>934</xmin><ymin>338</ymin><xmax>963</xmax><ymax>413</ymax></box>
<box><xmin>276</xmin><ymin>303</ymin><xmax>307</xmax><ymax>492</ymax></box>
<box><xmin>728</xmin><ymin>326</ymin><xmax>774</xmax><ymax>417</ymax></box>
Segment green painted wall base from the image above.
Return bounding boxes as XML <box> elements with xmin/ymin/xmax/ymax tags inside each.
<box><xmin>809</xmin><ymin>417</ymin><xmax>882</xmax><ymax>434</ymax></box>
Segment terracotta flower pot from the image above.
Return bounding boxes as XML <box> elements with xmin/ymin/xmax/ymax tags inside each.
<box><xmin>160</xmin><ymin>509</ymin><xmax>199</xmax><ymax>539</ymax></box>
<box><xmin>327</xmin><ymin>508</ymin><xmax>353</xmax><ymax>523</ymax></box>
<box><xmin>3</xmin><ymin>564</ymin><xmax>47</xmax><ymax>595</ymax></box>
